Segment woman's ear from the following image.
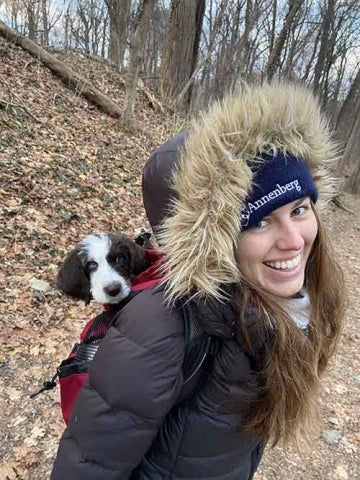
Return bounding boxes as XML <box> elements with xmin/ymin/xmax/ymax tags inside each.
<box><xmin>57</xmin><ymin>247</ymin><xmax>92</xmax><ymax>304</ymax></box>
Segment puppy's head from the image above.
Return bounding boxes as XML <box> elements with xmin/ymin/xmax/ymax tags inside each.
<box><xmin>57</xmin><ymin>233</ymin><xmax>150</xmax><ymax>305</ymax></box>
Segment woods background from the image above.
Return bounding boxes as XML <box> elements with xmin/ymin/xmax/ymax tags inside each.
<box><xmin>1</xmin><ymin>0</ymin><xmax>360</xmax><ymax>192</ymax></box>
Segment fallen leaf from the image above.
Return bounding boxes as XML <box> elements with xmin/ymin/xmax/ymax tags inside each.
<box><xmin>29</xmin><ymin>278</ymin><xmax>51</xmax><ymax>293</ymax></box>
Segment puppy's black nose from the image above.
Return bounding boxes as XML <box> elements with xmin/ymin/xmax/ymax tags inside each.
<box><xmin>104</xmin><ymin>283</ymin><xmax>122</xmax><ymax>297</ymax></box>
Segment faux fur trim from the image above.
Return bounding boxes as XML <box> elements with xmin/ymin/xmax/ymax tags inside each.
<box><xmin>158</xmin><ymin>83</ymin><xmax>339</xmax><ymax>302</ymax></box>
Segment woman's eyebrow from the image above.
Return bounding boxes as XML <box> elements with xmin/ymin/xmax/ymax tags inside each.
<box><xmin>266</xmin><ymin>197</ymin><xmax>308</xmax><ymax>218</ymax></box>
<box><xmin>293</xmin><ymin>197</ymin><xmax>308</xmax><ymax>207</ymax></box>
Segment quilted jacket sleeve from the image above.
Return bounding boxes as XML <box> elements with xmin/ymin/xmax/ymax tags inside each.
<box><xmin>51</xmin><ymin>288</ymin><xmax>185</xmax><ymax>480</ymax></box>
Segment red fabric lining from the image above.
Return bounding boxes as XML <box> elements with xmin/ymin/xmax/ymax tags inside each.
<box><xmin>131</xmin><ymin>249</ymin><xmax>165</xmax><ymax>291</ymax></box>
<box><xmin>60</xmin><ymin>373</ymin><xmax>88</xmax><ymax>425</ymax></box>
<box><xmin>79</xmin><ymin>318</ymin><xmax>97</xmax><ymax>342</ymax></box>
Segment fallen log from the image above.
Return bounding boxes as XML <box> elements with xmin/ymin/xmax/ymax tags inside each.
<box><xmin>0</xmin><ymin>21</ymin><xmax>123</xmax><ymax>118</ymax></box>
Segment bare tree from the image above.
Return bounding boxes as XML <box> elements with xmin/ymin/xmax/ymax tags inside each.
<box><xmin>268</xmin><ymin>0</ymin><xmax>277</xmax><ymax>54</ymax></box>
<box><xmin>200</xmin><ymin>0</ymin><xmax>230</xmax><ymax>100</ymax></box>
<box><xmin>63</xmin><ymin>1</ymin><xmax>71</xmax><ymax>51</ymax></box>
<box><xmin>160</xmin><ymin>0</ymin><xmax>206</xmax><ymax>110</ymax></box>
<box><xmin>105</xmin><ymin>0</ymin><xmax>131</xmax><ymax>68</ymax></box>
<box><xmin>240</xmin><ymin>0</ymin><xmax>255</xmax><ymax>75</ymax></box>
<box><xmin>281</xmin><ymin>1</ymin><xmax>313</xmax><ymax>77</ymax></box>
<box><xmin>25</xmin><ymin>0</ymin><xmax>40</xmax><ymax>40</ymax></box>
<box><xmin>342</xmin><ymin>107</ymin><xmax>360</xmax><ymax>194</ymax></box>
<box><xmin>201</xmin><ymin>0</ymin><xmax>271</xmax><ymax>98</ymax></box>
<box><xmin>40</xmin><ymin>0</ymin><xmax>48</xmax><ymax>45</ymax></box>
<box><xmin>265</xmin><ymin>0</ymin><xmax>302</xmax><ymax>80</ymax></box>
<box><xmin>141</xmin><ymin>2</ymin><xmax>167</xmax><ymax>81</ymax></box>
<box><xmin>123</xmin><ymin>0</ymin><xmax>156</xmax><ymax>128</ymax></box>
<box><xmin>336</xmin><ymin>68</ymin><xmax>360</xmax><ymax>144</ymax></box>
<box><xmin>335</xmin><ymin>68</ymin><xmax>360</xmax><ymax>192</ymax></box>
<box><xmin>4</xmin><ymin>0</ymin><xmax>22</xmax><ymax>31</ymax></box>
<box><xmin>313</xmin><ymin>0</ymin><xmax>335</xmax><ymax>96</ymax></box>
<box><xmin>39</xmin><ymin>0</ymin><xmax>63</xmax><ymax>47</ymax></box>
<box><xmin>66</xmin><ymin>0</ymin><xmax>107</xmax><ymax>56</ymax></box>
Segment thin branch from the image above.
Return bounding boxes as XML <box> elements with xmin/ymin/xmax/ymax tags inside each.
<box><xmin>0</xmin><ymin>76</ymin><xmax>43</xmax><ymax>123</ymax></box>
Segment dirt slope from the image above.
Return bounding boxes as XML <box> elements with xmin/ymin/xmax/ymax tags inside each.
<box><xmin>0</xmin><ymin>37</ymin><xmax>359</xmax><ymax>480</ymax></box>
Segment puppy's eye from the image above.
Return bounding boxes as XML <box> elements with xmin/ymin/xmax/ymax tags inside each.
<box><xmin>115</xmin><ymin>253</ymin><xmax>128</xmax><ymax>266</ymax></box>
<box><xmin>86</xmin><ymin>261</ymin><xmax>98</xmax><ymax>273</ymax></box>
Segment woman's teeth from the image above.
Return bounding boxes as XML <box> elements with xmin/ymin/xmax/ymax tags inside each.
<box><xmin>265</xmin><ymin>255</ymin><xmax>301</xmax><ymax>271</ymax></box>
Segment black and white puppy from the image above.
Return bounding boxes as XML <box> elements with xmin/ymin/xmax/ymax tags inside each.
<box><xmin>57</xmin><ymin>233</ymin><xmax>150</xmax><ymax>305</ymax></box>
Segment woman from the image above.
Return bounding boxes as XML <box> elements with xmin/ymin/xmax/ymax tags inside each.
<box><xmin>51</xmin><ymin>83</ymin><xmax>345</xmax><ymax>479</ymax></box>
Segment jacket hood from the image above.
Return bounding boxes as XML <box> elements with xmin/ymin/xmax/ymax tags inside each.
<box><xmin>142</xmin><ymin>134</ymin><xmax>185</xmax><ymax>235</ymax></box>
<box><xmin>155</xmin><ymin>83</ymin><xmax>339</xmax><ymax>302</ymax></box>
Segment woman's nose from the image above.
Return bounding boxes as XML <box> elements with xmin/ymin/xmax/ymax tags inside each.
<box><xmin>276</xmin><ymin>221</ymin><xmax>304</xmax><ymax>251</ymax></box>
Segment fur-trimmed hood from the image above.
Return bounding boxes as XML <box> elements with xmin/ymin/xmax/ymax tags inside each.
<box><xmin>155</xmin><ymin>83</ymin><xmax>339</xmax><ymax>302</ymax></box>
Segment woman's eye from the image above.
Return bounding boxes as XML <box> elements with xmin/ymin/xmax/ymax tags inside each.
<box><xmin>86</xmin><ymin>261</ymin><xmax>98</xmax><ymax>273</ymax></box>
<box><xmin>253</xmin><ymin>219</ymin><xmax>268</xmax><ymax>229</ymax></box>
<box><xmin>292</xmin><ymin>205</ymin><xmax>308</xmax><ymax>216</ymax></box>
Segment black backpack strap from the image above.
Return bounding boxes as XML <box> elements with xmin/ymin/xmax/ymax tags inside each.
<box><xmin>179</xmin><ymin>301</ymin><xmax>221</xmax><ymax>402</ymax></box>
<box><xmin>76</xmin><ymin>291</ymin><xmax>143</xmax><ymax>361</ymax></box>
<box><xmin>30</xmin><ymin>290</ymin><xmax>143</xmax><ymax>398</ymax></box>
<box><xmin>207</xmin><ymin>335</ymin><xmax>222</xmax><ymax>357</ymax></box>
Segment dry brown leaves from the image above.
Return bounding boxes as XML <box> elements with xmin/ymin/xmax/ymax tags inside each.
<box><xmin>0</xmin><ymin>38</ymin><xmax>359</xmax><ymax>480</ymax></box>
<box><xmin>0</xmin><ymin>37</ymin><xmax>174</xmax><ymax>479</ymax></box>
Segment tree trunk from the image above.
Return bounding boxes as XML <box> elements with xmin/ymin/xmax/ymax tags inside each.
<box><xmin>265</xmin><ymin>0</ymin><xmax>302</xmax><ymax>80</ymax></box>
<box><xmin>26</xmin><ymin>0</ymin><xmax>39</xmax><ymax>41</ymax></box>
<box><xmin>41</xmin><ymin>0</ymin><xmax>49</xmax><ymax>46</ymax></box>
<box><xmin>160</xmin><ymin>0</ymin><xmax>206</xmax><ymax>111</ymax></box>
<box><xmin>336</xmin><ymin>68</ymin><xmax>360</xmax><ymax>144</ymax></box>
<box><xmin>347</xmin><ymin>156</ymin><xmax>360</xmax><ymax>194</ymax></box>
<box><xmin>122</xmin><ymin>0</ymin><xmax>156</xmax><ymax>128</ymax></box>
<box><xmin>269</xmin><ymin>0</ymin><xmax>277</xmax><ymax>54</ymax></box>
<box><xmin>188</xmin><ymin>0</ymin><xmax>206</xmax><ymax>104</ymax></box>
<box><xmin>64</xmin><ymin>4</ymin><xmax>72</xmax><ymax>52</ymax></box>
<box><xmin>343</xmin><ymin>111</ymin><xmax>360</xmax><ymax>193</ymax></box>
<box><xmin>313</xmin><ymin>0</ymin><xmax>335</xmax><ymax>94</ymax></box>
<box><xmin>76</xmin><ymin>1</ymin><xmax>90</xmax><ymax>54</ymax></box>
<box><xmin>200</xmin><ymin>0</ymin><xmax>227</xmax><ymax>99</ymax></box>
<box><xmin>0</xmin><ymin>20</ymin><xmax>123</xmax><ymax>118</ymax></box>
<box><xmin>335</xmin><ymin>68</ymin><xmax>360</xmax><ymax>192</ymax></box>
<box><xmin>301</xmin><ymin>24</ymin><xmax>321</xmax><ymax>83</ymax></box>
<box><xmin>241</xmin><ymin>0</ymin><xmax>254</xmax><ymax>75</ymax></box>
<box><xmin>106</xmin><ymin>0</ymin><xmax>131</xmax><ymax>68</ymax></box>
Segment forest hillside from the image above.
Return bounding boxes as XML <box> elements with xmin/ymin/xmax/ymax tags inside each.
<box><xmin>0</xmin><ymin>38</ymin><xmax>359</xmax><ymax>480</ymax></box>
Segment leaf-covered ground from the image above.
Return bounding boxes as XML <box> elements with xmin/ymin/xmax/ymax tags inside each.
<box><xmin>0</xmin><ymin>38</ymin><xmax>359</xmax><ymax>480</ymax></box>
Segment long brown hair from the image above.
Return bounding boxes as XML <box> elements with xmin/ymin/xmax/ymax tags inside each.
<box><xmin>236</xmin><ymin>210</ymin><xmax>346</xmax><ymax>447</ymax></box>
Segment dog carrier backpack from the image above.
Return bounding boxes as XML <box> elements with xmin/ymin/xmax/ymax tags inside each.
<box><xmin>30</xmin><ymin>292</ymin><xmax>221</xmax><ymax>424</ymax></box>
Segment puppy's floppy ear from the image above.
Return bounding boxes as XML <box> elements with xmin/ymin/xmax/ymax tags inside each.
<box><xmin>57</xmin><ymin>246</ymin><xmax>92</xmax><ymax>305</ymax></box>
<box><xmin>129</xmin><ymin>242</ymin><xmax>150</xmax><ymax>276</ymax></box>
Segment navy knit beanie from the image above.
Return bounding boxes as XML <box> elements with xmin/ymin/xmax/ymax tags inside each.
<box><xmin>240</xmin><ymin>152</ymin><xmax>318</xmax><ymax>230</ymax></box>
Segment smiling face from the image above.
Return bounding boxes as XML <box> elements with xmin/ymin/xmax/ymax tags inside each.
<box><xmin>236</xmin><ymin>197</ymin><xmax>318</xmax><ymax>298</ymax></box>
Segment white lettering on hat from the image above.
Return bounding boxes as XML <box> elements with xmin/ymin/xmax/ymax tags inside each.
<box><xmin>240</xmin><ymin>179</ymin><xmax>302</xmax><ymax>227</ymax></box>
